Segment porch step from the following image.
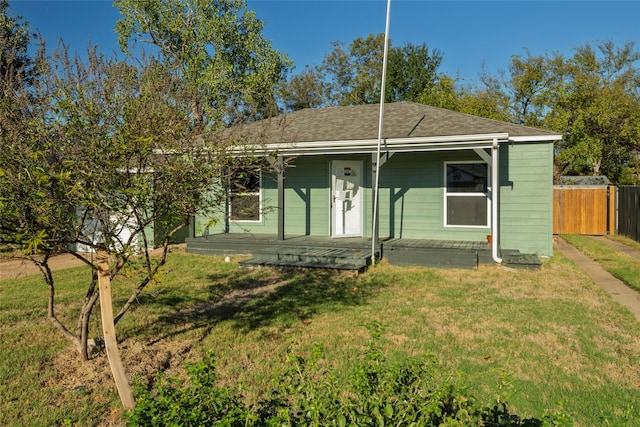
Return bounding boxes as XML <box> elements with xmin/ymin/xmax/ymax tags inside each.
<box><xmin>501</xmin><ymin>251</ymin><xmax>542</xmax><ymax>269</ymax></box>
<box><xmin>239</xmin><ymin>246</ymin><xmax>374</xmax><ymax>271</ymax></box>
<box><xmin>384</xmin><ymin>247</ymin><xmax>480</xmax><ymax>269</ymax></box>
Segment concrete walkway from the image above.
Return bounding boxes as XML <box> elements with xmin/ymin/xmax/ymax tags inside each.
<box><xmin>0</xmin><ymin>253</ymin><xmax>89</xmax><ymax>281</ymax></box>
<box><xmin>554</xmin><ymin>237</ymin><xmax>640</xmax><ymax>321</ymax></box>
<box><xmin>592</xmin><ymin>235</ymin><xmax>640</xmax><ymax>261</ymax></box>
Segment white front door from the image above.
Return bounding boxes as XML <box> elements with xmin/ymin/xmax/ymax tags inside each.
<box><xmin>331</xmin><ymin>160</ymin><xmax>363</xmax><ymax>237</ymax></box>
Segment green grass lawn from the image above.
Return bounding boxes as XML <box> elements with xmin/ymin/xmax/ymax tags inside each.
<box><xmin>1</xmin><ymin>248</ymin><xmax>640</xmax><ymax>426</ymax></box>
<box><xmin>562</xmin><ymin>234</ymin><xmax>640</xmax><ymax>292</ymax></box>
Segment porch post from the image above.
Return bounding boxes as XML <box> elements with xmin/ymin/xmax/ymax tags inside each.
<box><xmin>277</xmin><ymin>155</ymin><xmax>285</xmax><ymax>241</ymax></box>
<box><xmin>224</xmin><ymin>172</ymin><xmax>230</xmax><ymax>234</ymax></box>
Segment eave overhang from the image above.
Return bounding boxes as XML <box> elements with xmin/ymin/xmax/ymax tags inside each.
<box><xmin>155</xmin><ymin>132</ymin><xmax>562</xmax><ymax>158</ymax></box>
<box><xmin>236</xmin><ymin>133</ymin><xmax>511</xmax><ymax>156</ymax></box>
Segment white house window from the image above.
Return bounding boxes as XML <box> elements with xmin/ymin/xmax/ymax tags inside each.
<box><xmin>229</xmin><ymin>169</ymin><xmax>261</xmax><ymax>221</ymax></box>
<box><xmin>445</xmin><ymin>162</ymin><xmax>489</xmax><ymax>227</ymax></box>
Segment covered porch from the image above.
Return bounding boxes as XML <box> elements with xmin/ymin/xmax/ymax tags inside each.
<box><xmin>185</xmin><ymin>233</ymin><xmax>541</xmax><ymax>270</ymax></box>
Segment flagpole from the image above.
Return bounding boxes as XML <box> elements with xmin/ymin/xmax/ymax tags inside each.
<box><xmin>371</xmin><ymin>0</ymin><xmax>391</xmax><ymax>265</ymax></box>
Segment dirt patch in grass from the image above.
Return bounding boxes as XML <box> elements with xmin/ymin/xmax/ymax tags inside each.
<box><xmin>37</xmin><ymin>270</ymin><xmax>294</xmax><ymax>425</ymax></box>
<box><xmin>47</xmin><ymin>338</ymin><xmax>192</xmax><ymax>390</ymax></box>
<box><xmin>45</xmin><ymin>337</ymin><xmax>194</xmax><ymax>426</ymax></box>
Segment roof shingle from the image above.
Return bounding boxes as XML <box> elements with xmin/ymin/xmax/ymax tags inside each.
<box><xmin>231</xmin><ymin>102</ymin><xmax>560</xmax><ymax>144</ymax></box>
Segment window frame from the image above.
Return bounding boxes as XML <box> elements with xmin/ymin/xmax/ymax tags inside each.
<box><xmin>228</xmin><ymin>168</ymin><xmax>262</xmax><ymax>223</ymax></box>
<box><xmin>443</xmin><ymin>161</ymin><xmax>490</xmax><ymax>228</ymax></box>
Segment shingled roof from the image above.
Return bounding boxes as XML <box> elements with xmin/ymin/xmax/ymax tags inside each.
<box><xmin>233</xmin><ymin>102</ymin><xmax>560</xmax><ymax>144</ymax></box>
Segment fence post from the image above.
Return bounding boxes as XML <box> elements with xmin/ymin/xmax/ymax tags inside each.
<box><xmin>607</xmin><ymin>185</ymin><xmax>616</xmax><ymax>235</ymax></box>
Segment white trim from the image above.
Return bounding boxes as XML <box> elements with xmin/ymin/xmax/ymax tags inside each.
<box><xmin>331</xmin><ymin>160</ymin><xmax>364</xmax><ymax>238</ymax></box>
<box><xmin>509</xmin><ymin>134</ymin><xmax>562</xmax><ymax>143</ymax></box>
<box><xmin>155</xmin><ymin>133</ymin><xmax>561</xmax><ymax>157</ymax></box>
<box><xmin>232</xmin><ymin>133</ymin><xmax>510</xmax><ymax>156</ymax></box>
<box><xmin>473</xmin><ymin>148</ymin><xmax>492</xmax><ymax>164</ymax></box>
<box><xmin>443</xmin><ymin>161</ymin><xmax>490</xmax><ymax>228</ymax></box>
<box><xmin>279</xmin><ymin>144</ymin><xmax>495</xmax><ymax>157</ymax></box>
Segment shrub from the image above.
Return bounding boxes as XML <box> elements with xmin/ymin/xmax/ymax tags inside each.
<box><xmin>128</xmin><ymin>353</ymin><xmax>252</xmax><ymax>426</ymax></box>
<box><xmin>127</xmin><ymin>324</ymin><xmax>571</xmax><ymax>426</ymax></box>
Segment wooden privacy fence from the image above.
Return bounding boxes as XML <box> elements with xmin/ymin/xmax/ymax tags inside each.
<box><xmin>618</xmin><ymin>186</ymin><xmax>640</xmax><ymax>242</ymax></box>
<box><xmin>553</xmin><ymin>186</ymin><xmax>615</xmax><ymax>235</ymax></box>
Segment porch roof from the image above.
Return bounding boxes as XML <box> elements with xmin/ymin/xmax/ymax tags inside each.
<box><xmin>224</xmin><ymin>102</ymin><xmax>562</xmax><ymax>156</ymax></box>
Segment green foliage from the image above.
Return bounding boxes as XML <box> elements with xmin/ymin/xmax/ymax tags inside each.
<box><xmin>114</xmin><ymin>0</ymin><xmax>291</xmax><ymax>128</ymax></box>
<box><xmin>128</xmin><ymin>324</ymin><xmax>570</xmax><ymax>426</ymax></box>
<box><xmin>0</xmin><ymin>24</ymin><xmax>246</xmax><ymax>365</ymax></box>
<box><xmin>416</xmin><ymin>75</ymin><xmax>511</xmax><ymax>122</ymax></box>
<box><xmin>278</xmin><ymin>66</ymin><xmax>327</xmax><ymax>111</ymax></box>
<box><xmin>282</xmin><ymin>33</ymin><xmax>444</xmax><ymax>110</ymax></box>
<box><xmin>387</xmin><ymin>42</ymin><xmax>443</xmax><ymax>103</ymax></box>
<box><xmin>550</xmin><ymin>41</ymin><xmax>640</xmax><ymax>181</ymax></box>
<box><xmin>0</xmin><ymin>0</ymin><xmax>37</xmax><ymax>94</ymax></box>
<box><xmin>129</xmin><ymin>353</ymin><xmax>252</xmax><ymax>426</ymax></box>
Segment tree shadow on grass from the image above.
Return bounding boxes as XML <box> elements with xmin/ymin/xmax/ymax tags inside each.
<box><xmin>133</xmin><ymin>267</ymin><xmax>383</xmax><ymax>344</ymax></box>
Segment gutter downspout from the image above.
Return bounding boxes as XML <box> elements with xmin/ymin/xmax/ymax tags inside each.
<box><xmin>491</xmin><ymin>138</ymin><xmax>502</xmax><ymax>264</ymax></box>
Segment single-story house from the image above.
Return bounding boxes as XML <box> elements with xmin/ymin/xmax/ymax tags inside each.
<box><xmin>188</xmin><ymin>102</ymin><xmax>562</xmax><ymax>268</ymax></box>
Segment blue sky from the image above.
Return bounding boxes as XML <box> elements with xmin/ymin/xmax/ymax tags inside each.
<box><xmin>9</xmin><ymin>0</ymin><xmax>640</xmax><ymax>84</ymax></box>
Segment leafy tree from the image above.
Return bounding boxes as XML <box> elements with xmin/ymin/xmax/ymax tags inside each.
<box><xmin>319</xmin><ymin>33</ymin><xmax>385</xmax><ymax>106</ymax></box>
<box><xmin>506</xmin><ymin>50</ymin><xmax>564</xmax><ymax>126</ymax></box>
<box><xmin>387</xmin><ymin>42</ymin><xmax>443</xmax><ymax>103</ymax></box>
<box><xmin>277</xmin><ymin>65</ymin><xmax>327</xmax><ymax>111</ymax></box>
<box><xmin>548</xmin><ymin>41</ymin><xmax>640</xmax><ymax>181</ymax></box>
<box><xmin>0</xmin><ymin>43</ymin><xmax>232</xmax><ymax>362</ymax></box>
<box><xmin>0</xmin><ymin>0</ymin><xmax>290</xmax><ymax>365</ymax></box>
<box><xmin>468</xmin><ymin>40</ymin><xmax>639</xmax><ymax>183</ymax></box>
<box><xmin>0</xmin><ymin>0</ymin><xmax>36</xmax><ymax>95</ymax></box>
<box><xmin>284</xmin><ymin>33</ymin><xmax>444</xmax><ymax>110</ymax></box>
<box><xmin>417</xmin><ymin>74</ymin><xmax>511</xmax><ymax>121</ymax></box>
<box><xmin>114</xmin><ymin>0</ymin><xmax>290</xmax><ymax>128</ymax></box>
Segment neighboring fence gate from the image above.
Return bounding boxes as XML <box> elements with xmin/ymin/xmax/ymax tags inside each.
<box><xmin>553</xmin><ymin>186</ymin><xmax>615</xmax><ymax>235</ymax></box>
<box><xmin>618</xmin><ymin>186</ymin><xmax>640</xmax><ymax>242</ymax></box>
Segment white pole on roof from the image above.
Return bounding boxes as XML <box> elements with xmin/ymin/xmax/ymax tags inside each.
<box><xmin>371</xmin><ymin>0</ymin><xmax>391</xmax><ymax>265</ymax></box>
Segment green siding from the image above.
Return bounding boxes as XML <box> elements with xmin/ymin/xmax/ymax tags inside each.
<box><xmin>194</xmin><ymin>142</ymin><xmax>554</xmax><ymax>256</ymax></box>
<box><xmin>194</xmin><ymin>173</ymin><xmax>279</xmax><ymax>235</ymax></box>
<box><xmin>499</xmin><ymin>142</ymin><xmax>554</xmax><ymax>256</ymax></box>
<box><xmin>283</xmin><ymin>156</ymin><xmax>331</xmax><ymax>235</ymax></box>
<box><xmin>378</xmin><ymin>151</ymin><xmax>491</xmax><ymax>242</ymax></box>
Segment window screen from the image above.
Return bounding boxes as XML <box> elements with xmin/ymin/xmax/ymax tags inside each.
<box><xmin>445</xmin><ymin>163</ymin><xmax>489</xmax><ymax>227</ymax></box>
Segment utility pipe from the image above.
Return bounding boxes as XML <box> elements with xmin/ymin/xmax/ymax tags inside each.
<box><xmin>371</xmin><ymin>0</ymin><xmax>392</xmax><ymax>264</ymax></box>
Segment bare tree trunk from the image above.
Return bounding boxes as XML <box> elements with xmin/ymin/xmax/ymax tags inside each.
<box><xmin>74</xmin><ymin>271</ymin><xmax>99</xmax><ymax>361</ymax></box>
<box><xmin>78</xmin><ymin>293</ymin><xmax>100</xmax><ymax>360</ymax></box>
<box><xmin>113</xmin><ymin>222</ymin><xmax>182</xmax><ymax>325</ymax></box>
<box><xmin>96</xmin><ymin>248</ymin><xmax>135</xmax><ymax>410</ymax></box>
<box><xmin>37</xmin><ymin>255</ymin><xmax>78</xmax><ymax>346</ymax></box>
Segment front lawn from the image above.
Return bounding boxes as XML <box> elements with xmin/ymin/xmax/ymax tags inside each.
<box><xmin>1</xmin><ymin>248</ymin><xmax>639</xmax><ymax>425</ymax></box>
<box><xmin>562</xmin><ymin>234</ymin><xmax>640</xmax><ymax>292</ymax></box>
